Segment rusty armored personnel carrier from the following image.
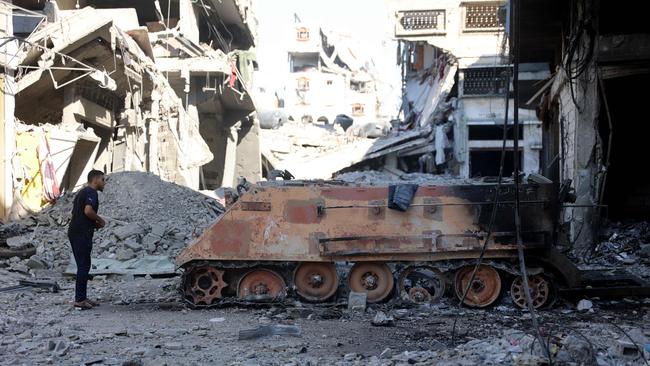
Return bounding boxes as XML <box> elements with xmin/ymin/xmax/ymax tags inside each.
<box><xmin>176</xmin><ymin>178</ymin><xmax>602</xmax><ymax>309</ymax></box>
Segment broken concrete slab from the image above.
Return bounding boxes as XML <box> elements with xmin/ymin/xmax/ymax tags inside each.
<box><xmin>26</xmin><ymin>255</ymin><xmax>47</xmax><ymax>270</ymax></box>
<box><xmin>577</xmin><ymin>299</ymin><xmax>593</xmax><ymax>311</ymax></box>
<box><xmin>65</xmin><ymin>255</ymin><xmax>175</xmax><ymax>276</ymax></box>
<box><xmin>115</xmin><ymin>248</ymin><xmax>136</xmax><ymax>261</ymax></box>
<box><xmin>371</xmin><ymin>311</ymin><xmax>395</xmax><ymax>327</ymax></box>
<box><xmin>348</xmin><ymin>291</ymin><xmax>367</xmax><ymax>311</ymax></box>
<box><xmin>149</xmin><ymin>224</ymin><xmax>167</xmax><ymax>239</ymax></box>
<box><xmin>113</xmin><ymin>223</ymin><xmax>146</xmax><ymax>241</ymax></box>
<box><xmin>5</xmin><ymin>235</ymin><xmax>30</xmax><ymax>248</ymax></box>
<box><xmin>123</xmin><ymin>239</ymin><xmax>143</xmax><ymax>252</ymax></box>
<box><xmin>141</xmin><ymin>234</ymin><xmax>160</xmax><ymax>253</ymax></box>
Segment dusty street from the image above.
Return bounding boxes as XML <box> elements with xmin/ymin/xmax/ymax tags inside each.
<box><xmin>1</xmin><ymin>276</ymin><xmax>649</xmax><ymax>365</ymax></box>
<box><xmin>3</xmin><ymin>0</ymin><xmax>650</xmax><ymax>365</ymax></box>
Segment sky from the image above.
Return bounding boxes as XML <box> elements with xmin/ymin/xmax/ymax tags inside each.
<box><xmin>251</xmin><ymin>0</ymin><xmax>402</xmax><ymax>118</ymax></box>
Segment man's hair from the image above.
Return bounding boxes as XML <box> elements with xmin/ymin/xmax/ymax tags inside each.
<box><xmin>87</xmin><ymin>169</ymin><xmax>105</xmax><ymax>182</ymax></box>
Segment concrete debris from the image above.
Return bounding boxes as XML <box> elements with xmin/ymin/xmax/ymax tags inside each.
<box><xmin>335</xmin><ymin>170</ymin><xmax>481</xmax><ymax>185</ymax></box>
<box><xmin>115</xmin><ymin>249</ymin><xmax>136</xmax><ymax>262</ymax></box>
<box><xmin>371</xmin><ymin>311</ymin><xmax>395</xmax><ymax>326</ymax></box>
<box><xmin>1</xmin><ymin>0</ymin><xmax>259</xmax><ymax>223</ymax></box>
<box><xmin>348</xmin><ymin>291</ymin><xmax>367</xmax><ymax>311</ymax></box>
<box><xmin>260</xmin><ymin>120</ymin><xmax>376</xmax><ymax>180</ymax></box>
<box><xmin>577</xmin><ymin>299</ymin><xmax>594</xmax><ymax>312</ymax></box>
<box><xmin>113</xmin><ymin>224</ymin><xmax>147</xmax><ymax>241</ymax></box>
<box><xmin>0</xmin><ymin>172</ymin><xmax>223</xmax><ymax>281</ymax></box>
<box><xmin>25</xmin><ymin>255</ymin><xmax>47</xmax><ymax>270</ymax></box>
<box><xmin>5</xmin><ymin>235</ymin><xmax>30</xmax><ymax>248</ymax></box>
<box><xmin>555</xmin><ymin>335</ymin><xmax>597</xmax><ymax>365</ymax></box>
<box><xmin>580</xmin><ymin>221</ymin><xmax>650</xmax><ymax>281</ymax></box>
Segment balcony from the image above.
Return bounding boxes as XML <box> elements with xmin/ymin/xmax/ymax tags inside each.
<box><xmin>395</xmin><ymin>10</ymin><xmax>446</xmax><ymax>37</ymax></box>
<box><xmin>461</xmin><ymin>1</ymin><xmax>506</xmax><ymax>33</ymax></box>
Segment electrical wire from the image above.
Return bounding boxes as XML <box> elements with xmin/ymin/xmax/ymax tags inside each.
<box><xmin>198</xmin><ymin>0</ymin><xmax>231</xmax><ymax>53</ymax></box>
<box><xmin>511</xmin><ymin>0</ymin><xmax>552</xmax><ymax>362</ymax></box>
<box><xmin>451</xmin><ymin>23</ymin><xmax>511</xmax><ymax>343</ymax></box>
<box><xmin>563</xmin><ymin>0</ymin><xmax>595</xmax><ymax>110</ymax></box>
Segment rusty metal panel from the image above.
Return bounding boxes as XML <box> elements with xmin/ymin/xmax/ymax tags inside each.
<box><xmin>175</xmin><ymin>181</ymin><xmax>558</xmax><ymax>267</ymax></box>
<box><xmin>422</xmin><ymin>198</ymin><xmax>441</xmax><ymax>220</ymax></box>
<box><xmin>367</xmin><ymin>200</ymin><xmax>385</xmax><ymax>220</ymax></box>
<box><xmin>240</xmin><ymin>201</ymin><xmax>271</xmax><ymax>211</ymax></box>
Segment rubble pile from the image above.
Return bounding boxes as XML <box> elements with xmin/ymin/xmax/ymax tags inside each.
<box><xmin>337</xmin><ymin>322</ymin><xmax>649</xmax><ymax>366</ymax></box>
<box><xmin>581</xmin><ymin>221</ymin><xmax>650</xmax><ymax>279</ymax></box>
<box><xmin>596</xmin><ymin>221</ymin><xmax>650</xmax><ymax>260</ymax></box>
<box><xmin>261</xmin><ymin>121</ymin><xmax>377</xmax><ymax>179</ymax></box>
<box><xmin>262</xmin><ymin>121</ymin><xmax>368</xmax><ymax>161</ymax></box>
<box><xmin>334</xmin><ymin>170</ymin><xmax>476</xmax><ymax>185</ymax></box>
<box><xmin>0</xmin><ymin>172</ymin><xmax>223</xmax><ymax>280</ymax></box>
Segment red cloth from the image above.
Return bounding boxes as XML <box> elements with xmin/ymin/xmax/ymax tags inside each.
<box><xmin>229</xmin><ymin>60</ymin><xmax>237</xmax><ymax>88</ymax></box>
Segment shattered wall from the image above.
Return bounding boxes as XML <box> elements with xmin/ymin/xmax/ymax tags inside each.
<box><xmin>553</xmin><ymin>68</ymin><xmax>600</xmax><ymax>252</ymax></box>
<box><xmin>1</xmin><ymin>0</ymin><xmax>259</xmax><ymax>218</ymax></box>
<box><xmin>282</xmin><ymin>22</ymin><xmax>382</xmax><ymax>126</ymax></box>
<box><xmin>388</xmin><ymin>0</ymin><xmax>549</xmax><ymax>180</ymax></box>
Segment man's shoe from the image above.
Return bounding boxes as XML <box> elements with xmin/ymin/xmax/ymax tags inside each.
<box><xmin>86</xmin><ymin>299</ymin><xmax>100</xmax><ymax>307</ymax></box>
<box><xmin>73</xmin><ymin>300</ymin><xmax>93</xmax><ymax>310</ymax></box>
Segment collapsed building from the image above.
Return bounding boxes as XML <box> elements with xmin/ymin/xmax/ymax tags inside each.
<box><xmin>517</xmin><ymin>0</ymin><xmax>650</xmax><ymax>252</ymax></box>
<box><xmin>342</xmin><ymin>0</ymin><xmax>546</xmax><ymax>178</ymax></box>
<box><xmin>281</xmin><ymin>19</ymin><xmax>381</xmax><ymax>127</ymax></box>
<box><xmin>0</xmin><ymin>0</ymin><xmax>259</xmax><ymax>221</ymax></box>
<box><xmin>346</xmin><ymin>0</ymin><xmax>649</xmax><ymax>254</ymax></box>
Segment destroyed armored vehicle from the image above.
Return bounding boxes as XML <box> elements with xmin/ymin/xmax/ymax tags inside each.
<box><xmin>176</xmin><ymin>179</ymin><xmax>649</xmax><ymax>308</ymax></box>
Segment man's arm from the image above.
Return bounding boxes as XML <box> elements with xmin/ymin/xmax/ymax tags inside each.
<box><xmin>83</xmin><ymin>205</ymin><xmax>105</xmax><ymax>228</ymax></box>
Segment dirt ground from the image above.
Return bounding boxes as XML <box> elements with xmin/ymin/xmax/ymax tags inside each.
<box><xmin>1</xmin><ymin>276</ymin><xmax>649</xmax><ymax>366</ymax></box>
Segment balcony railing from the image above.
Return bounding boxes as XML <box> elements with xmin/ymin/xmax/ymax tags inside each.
<box><xmin>462</xmin><ymin>67</ymin><xmax>510</xmax><ymax>96</ymax></box>
<box><xmin>395</xmin><ymin>10</ymin><xmax>446</xmax><ymax>37</ymax></box>
<box><xmin>462</xmin><ymin>1</ymin><xmax>506</xmax><ymax>32</ymax></box>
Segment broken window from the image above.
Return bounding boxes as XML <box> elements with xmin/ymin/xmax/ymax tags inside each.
<box><xmin>350</xmin><ymin>81</ymin><xmax>369</xmax><ymax>93</ymax></box>
<box><xmin>297</xmin><ymin>77</ymin><xmax>310</xmax><ymax>91</ymax></box>
<box><xmin>290</xmin><ymin>53</ymin><xmax>319</xmax><ymax>72</ymax></box>
<box><xmin>470</xmin><ymin>150</ymin><xmax>520</xmax><ymax>177</ymax></box>
<box><xmin>463</xmin><ymin>67</ymin><xmax>510</xmax><ymax>95</ymax></box>
<box><xmin>352</xmin><ymin>103</ymin><xmax>365</xmax><ymax>116</ymax></box>
<box><xmin>296</xmin><ymin>27</ymin><xmax>310</xmax><ymax>41</ymax></box>
<box><xmin>462</xmin><ymin>2</ymin><xmax>505</xmax><ymax>31</ymax></box>
<box><xmin>412</xmin><ymin>44</ymin><xmax>425</xmax><ymax>71</ymax></box>
<box><xmin>468</xmin><ymin>125</ymin><xmax>522</xmax><ymax>140</ymax></box>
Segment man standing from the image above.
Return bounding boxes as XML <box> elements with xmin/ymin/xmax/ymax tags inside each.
<box><xmin>68</xmin><ymin>169</ymin><xmax>106</xmax><ymax>310</ymax></box>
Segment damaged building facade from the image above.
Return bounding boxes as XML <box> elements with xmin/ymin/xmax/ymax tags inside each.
<box><xmin>283</xmin><ymin>20</ymin><xmax>380</xmax><ymax>127</ymax></box>
<box><xmin>376</xmin><ymin>0</ymin><xmax>650</xmax><ymax>252</ymax></box>
<box><xmin>1</xmin><ymin>0</ymin><xmax>259</xmax><ymax>220</ymax></box>
<box><xmin>385</xmin><ymin>0</ymin><xmax>548</xmax><ymax>178</ymax></box>
<box><xmin>518</xmin><ymin>0</ymin><xmax>650</xmax><ymax>251</ymax></box>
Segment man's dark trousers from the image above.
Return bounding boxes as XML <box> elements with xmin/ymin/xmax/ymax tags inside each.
<box><xmin>69</xmin><ymin>232</ymin><xmax>92</xmax><ymax>302</ymax></box>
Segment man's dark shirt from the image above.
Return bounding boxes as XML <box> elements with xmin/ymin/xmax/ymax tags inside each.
<box><xmin>68</xmin><ymin>186</ymin><xmax>99</xmax><ymax>236</ymax></box>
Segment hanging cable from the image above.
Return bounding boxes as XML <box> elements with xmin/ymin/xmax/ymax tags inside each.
<box><xmin>512</xmin><ymin>0</ymin><xmax>553</xmax><ymax>362</ymax></box>
<box><xmin>451</xmin><ymin>24</ymin><xmax>511</xmax><ymax>343</ymax></box>
<box><xmin>451</xmin><ymin>68</ymin><xmax>511</xmax><ymax>344</ymax></box>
